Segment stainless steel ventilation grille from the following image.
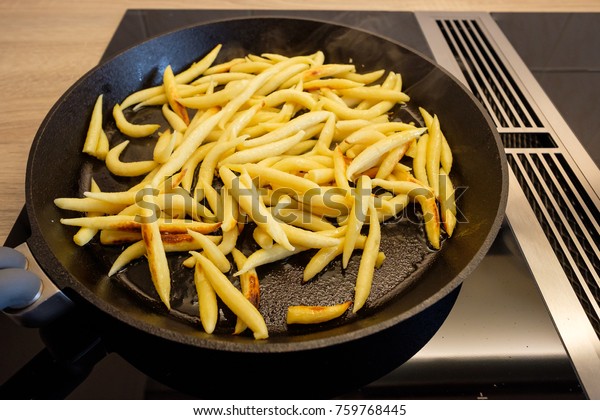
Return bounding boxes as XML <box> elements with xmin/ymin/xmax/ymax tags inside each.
<box><xmin>417</xmin><ymin>12</ymin><xmax>600</xmax><ymax>399</ymax></box>
<box><xmin>436</xmin><ymin>17</ymin><xmax>600</xmax><ymax>339</ymax></box>
<box><xmin>508</xmin><ymin>152</ymin><xmax>600</xmax><ymax>336</ymax></box>
<box><xmin>435</xmin><ymin>19</ymin><xmax>542</xmax><ymax>130</ymax></box>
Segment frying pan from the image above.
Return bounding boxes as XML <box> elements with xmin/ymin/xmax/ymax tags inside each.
<box><xmin>1</xmin><ymin>17</ymin><xmax>507</xmax><ymax>399</ymax></box>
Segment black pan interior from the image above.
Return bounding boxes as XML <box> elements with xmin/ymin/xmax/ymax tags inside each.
<box><xmin>25</xmin><ymin>17</ymin><xmax>507</xmax><ymax>353</ymax></box>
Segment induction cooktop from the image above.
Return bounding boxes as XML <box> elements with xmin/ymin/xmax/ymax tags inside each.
<box><xmin>2</xmin><ymin>10</ymin><xmax>599</xmax><ymax>400</ymax></box>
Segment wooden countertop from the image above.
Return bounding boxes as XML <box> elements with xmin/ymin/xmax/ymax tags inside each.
<box><xmin>1</xmin><ymin>1</ymin><xmax>599</xmax><ymax>244</ymax></box>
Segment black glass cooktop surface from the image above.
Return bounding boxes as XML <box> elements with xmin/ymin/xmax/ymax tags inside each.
<box><xmin>2</xmin><ymin>9</ymin><xmax>598</xmax><ymax>399</ymax></box>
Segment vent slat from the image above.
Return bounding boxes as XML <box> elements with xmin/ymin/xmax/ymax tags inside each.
<box><xmin>447</xmin><ymin>19</ymin><xmax>514</xmax><ymax>127</ymax></box>
<box><xmin>469</xmin><ymin>20</ymin><xmax>543</xmax><ymax>128</ymax></box>
<box><xmin>507</xmin><ymin>154</ymin><xmax>600</xmax><ymax>338</ymax></box>
<box><xmin>551</xmin><ymin>154</ymin><xmax>600</xmax><ymax>238</ymax></box>
<box><xmin>500</xmin><ymin>132</ymin><xmax>557</xmax><ymax>148</ymax></box>
<box><xmin>435</xmin><ymin>18</ymin><xmax>544</xmax><ymax>129</ymax></box>
<box><xmin>436</xmin><ymin>20</ymin><xmax>505</xmax><ymax>127</ymax></box>
<box><xmin>463</xmin><ymin>20</ymin><xmax>540</xmax><ymax>128</ymax></box>
<box><xmin>531</xmin><ymin>154</ymin><xmax>600</xmax><ymax>284</ymax></box>
<box><xmin>456</xmin><ymin>20</ymin><xmax>525</xmax><ymax>127</ymax></box>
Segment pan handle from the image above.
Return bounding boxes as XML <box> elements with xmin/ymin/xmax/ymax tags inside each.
<box><xmin>0</xmin><ymin>247</ymin><xmax>42</xmax><ymax>310</ymax></box>
<box><xmin>1</xmin><ymin>246</ymin><xmax>106</xmax><ymax>399</ymax></box>
<box><xmin>1</xmin><ymin>209</ymin><xmax>106</xmax><ymax>399</ymax></box>
<box><xmin>0</xmin><ymin>244</ymin><xmax>74</xmax><ymax>327</ymax></box>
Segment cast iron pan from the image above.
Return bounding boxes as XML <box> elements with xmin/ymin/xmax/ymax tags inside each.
<box><xmin>20</xmin><ymin>17</ymin><xmax>507</xmax><ymax>398</ymax></box>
